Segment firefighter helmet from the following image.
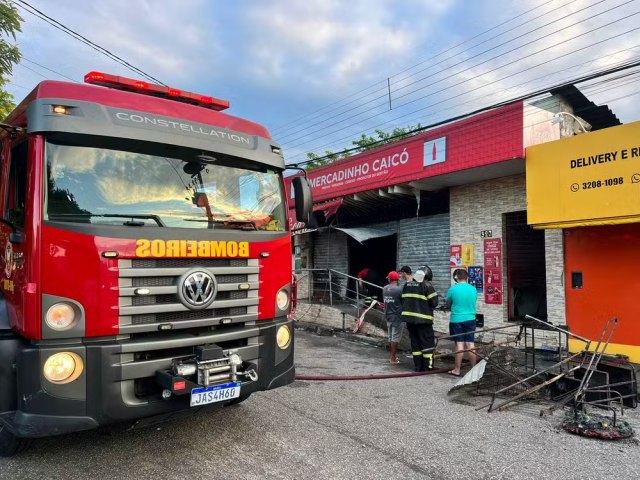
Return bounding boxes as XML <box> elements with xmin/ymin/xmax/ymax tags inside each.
<box><xmin>415</xmin><ymin>265</ymin><xmax>433</xmax><ymax>282</ymax></box>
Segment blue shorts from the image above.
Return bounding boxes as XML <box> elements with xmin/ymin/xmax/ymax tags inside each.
<box><xmin>449</xmin><ymin>320</ymin><xmax>476</xmax><ymax>343</ymax></box>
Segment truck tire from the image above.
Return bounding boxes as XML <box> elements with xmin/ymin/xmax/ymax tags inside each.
<box><xmin>0</xmin><ymin>424</ymin><xmax>31</xmax><ymax>457</ymax></box>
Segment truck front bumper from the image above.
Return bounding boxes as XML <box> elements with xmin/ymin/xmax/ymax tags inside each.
<box><xmin>1</xmin><ymin>318</ymin><xmax>294</xmax><ymax>438</ymax></box>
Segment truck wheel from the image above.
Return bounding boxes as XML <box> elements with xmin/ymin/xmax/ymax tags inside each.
<box><xmin>0</xmin><ymin>424</ymin><xmax>31</xmax><ymax>457</ymax></box>
<box><xmin>225</xmin><ymin>393</ymin><xmax>251</xmax><ymax>406</ymax></box>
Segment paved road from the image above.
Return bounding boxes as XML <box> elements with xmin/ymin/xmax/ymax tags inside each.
<box><xmin>1</xmin><ymin>329</ymin><xmax>639</xmax><ymax>479</ymax></box>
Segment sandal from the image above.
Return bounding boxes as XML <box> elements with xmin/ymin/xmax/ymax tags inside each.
<box><xmin>389</xmin><ymin>358</ymin><xmax>400</xmax><ymax>365</ymax></box>
<box><xmin>447</xmin><ymin>370</ymin><xmax>461</xmax><ymax>377</ymax></box>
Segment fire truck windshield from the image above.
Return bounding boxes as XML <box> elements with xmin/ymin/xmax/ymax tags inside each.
<box><xmin>44</xmin><ymin>137</ymin><xmax>286</xmax><ymax>231</ymax></box>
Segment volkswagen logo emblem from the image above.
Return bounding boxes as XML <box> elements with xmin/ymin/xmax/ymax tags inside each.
<box><xmin>177</xmin><ymin>269</ymin><xmax>217</xmax><ymax>310</ymax></box>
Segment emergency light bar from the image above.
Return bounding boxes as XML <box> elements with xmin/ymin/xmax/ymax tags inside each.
<box><xmin>84</xmin><ymin>71</ymin><xmax>229</xmax><ymax>111</ymax></box>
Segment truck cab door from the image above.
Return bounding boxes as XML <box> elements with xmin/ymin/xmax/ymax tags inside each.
<box><xmin>0</xmin><ymin>139</ymin><xmax>29</xmax><ymax>333</ymax></box>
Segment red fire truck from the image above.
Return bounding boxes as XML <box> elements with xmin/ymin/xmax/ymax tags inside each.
<box><xmin>0</xmin><ymin>72</ymin><xmax>312</xmax><ymax>456</ymax></box>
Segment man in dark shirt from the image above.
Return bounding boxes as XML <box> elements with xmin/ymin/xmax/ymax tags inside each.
<box><xmin>382</xmin><ymin>271</ymin><xmax>403</xmax><ymax>365</ymax></box>
<box><xmin>357</xmin><ymin>268</ymin><xmax>384</xmax><ymax>302</ymax></box>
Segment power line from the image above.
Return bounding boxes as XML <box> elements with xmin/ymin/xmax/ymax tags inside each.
<box><xmin>286</xmin><ymin>69</ymin><xmax>640</xmax><ymax>172</ymax></box>
<box><xmin>273</xmin><ymin>0</ymin><xmax>588</xmax><ymax>140</ymax></box>
<box><xmin>274</xmin><ymin>0</ymin><xmax>616</xmax><ymax>141</ymax></box>
<box><xmin>21</xmin><ymin>57</ymin><xmax>77</xmax><ymax>82</ymax></box>
<box><xmin>6</xmin><ymin>81</ymin><xmax>30</xmax><ymax>90</ymax></box>
<box><xmin>373</xmin><ymin>0</ymin><xmax>628</xmax><ymax>116</ymax></box>
<box><xmin>286</xmin><ymin>58</ymin><xmax>640</xmax><ymax>168</ymax></box>
<box><xmin>14</xmin><ymin>0</ymin><xmax>166</xmax><ymax>86</ymax></box>
<box><xmin>16</xmin><ymin>61</ymin><xmax>48</xmax><ymax>79</ymax></box>
<box><xmin>280</xmin><ymin>0</ymin><xmax>635</xmax><ymax>149</ymax></box>
<box><xmin>287</xmin><ymin>85</ymin><xmax>632</xmax><ymax>178</ymax></box>
<box><xmin>319</xmin><ymin>48</ymin><xmax>637</xmax><ymax>160</ymax></box>
<box><xmin>304</xmin><ymin>24</ymin><xmax>640</xmax><ymax>158</ymax></box>
<box><xmin>284</xmin><ymin>14</ymin><xmax>640</xmax><ymax>160</ymax></box>
<box><xmin>393</xmin><ymin>45</ymin><xmax>640</xmax><ymax>129</ymax></box>
<box><xmin>270</xmin><ymin>0</ymin><xmax>564</xmax><ymax>135</ymax></box>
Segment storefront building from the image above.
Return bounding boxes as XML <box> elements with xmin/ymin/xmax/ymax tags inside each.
<box><xmin>288</xmin><ymin>86</ymin><xmax>620</xmax><ymax>336</ymax></box>
<box><xmin>527</xmin><ymin>121</ymin><xmax>640</xmax><ymax>362</ymax></box>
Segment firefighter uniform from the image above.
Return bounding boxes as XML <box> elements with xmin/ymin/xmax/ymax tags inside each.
<box><xmin>401</xmin><ymin>278</ymin><xmax>439</xmax><ymax>371</ymax></box>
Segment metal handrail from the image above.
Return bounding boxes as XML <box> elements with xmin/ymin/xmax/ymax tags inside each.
<box><xmin>296</xmin><ymin>268</ymin><xmax>385</xmax><ymax>321</ymax></box>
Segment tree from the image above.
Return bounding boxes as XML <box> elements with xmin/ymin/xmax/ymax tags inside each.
<box><xmin>0</xmin><ymin>0</ymin><xmax>23</xmax><ymax>120</ymax></box>
<box><xmin>305</xmin><ymin>123</ymin><xmax>422</xmax><ymax>170</ymax></box>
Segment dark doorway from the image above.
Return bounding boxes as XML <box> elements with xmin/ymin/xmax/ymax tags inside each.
<box><xmin>347</xmin><ymin>234</ymin><xmax>397</xmax><ymax>299</ymax></box>
<box><xmin>505</xmin><ymin>211</ymin><xmax>547</xmax><ymax>321</ymax></box>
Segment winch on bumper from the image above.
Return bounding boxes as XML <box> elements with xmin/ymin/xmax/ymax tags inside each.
<box><xmin>155</xmin><ymin>344</ymin><xmax>259</xmax><ymax>401</ymax></box>
<box><xmin>3</xmin><ymin>318</ymin><xmax>294</xmax><ymax>438</ymax></box>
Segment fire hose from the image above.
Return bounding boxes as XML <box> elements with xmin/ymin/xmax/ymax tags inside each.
<box><xmin>295</xmin><ymin>368</ymin><xmax>450</xmax><ymax>381</ymax></box>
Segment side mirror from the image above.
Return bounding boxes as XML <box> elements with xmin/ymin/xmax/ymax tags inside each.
<box><xmin>292</xmin><ymin>176</ymin><xmax>313</xmax><ymax>223</ymax></box>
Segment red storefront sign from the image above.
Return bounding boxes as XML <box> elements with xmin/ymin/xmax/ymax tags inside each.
<box><xmin>306</xmin><ymin>141</ymin><xmax>424</xmax><ymax>201</ymax></box>
<box><xmin>484</xmin><ymin>238</ymin><xmax>502</xmax><ymax>305</ymax></box>
<box><xmin>288</xmin><ymin>102</ymin><xmax>523</xmax><ymax>203</ymax></box>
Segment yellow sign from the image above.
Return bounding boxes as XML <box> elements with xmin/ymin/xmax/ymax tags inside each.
<box><xmin>526</xmin><ymin>121</ymin><xmax>640</xmax><ymax>228</ymax></box>
<box><xmin>136</xmin><ymin>239</ymin><xmax>250</xmax><ymax>258</ymax></box>
<box><xmin>461</xmin><ymin>244</ymin><xmax>474</xmax><ymax>266</ymax></box>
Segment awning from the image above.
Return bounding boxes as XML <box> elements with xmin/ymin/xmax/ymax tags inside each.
<box><xmin>332</xmin><ymin>226</ymin><xmax>396</xmax><ymax>243</ymax></box>
<box><xmin>287</xmin><ymin>197</ymin><xmax>343</xmax><ymax>236</ymax></box>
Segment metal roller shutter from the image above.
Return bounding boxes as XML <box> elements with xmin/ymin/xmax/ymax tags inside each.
<box><xmin>397</xmin><ymin>213</ymin><xmax>451</xmax><ymax>296</ymax></box>
<box><xmin>312</xmin><ymin>229</ymin><xmax>349</xmax><ymax>299</ymax></box>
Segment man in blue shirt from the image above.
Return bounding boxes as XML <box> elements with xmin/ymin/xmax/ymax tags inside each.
<box><xmin>445</xmin><ymin>269</ymin><xmax>478</xmax><ymax>376</ymax></box>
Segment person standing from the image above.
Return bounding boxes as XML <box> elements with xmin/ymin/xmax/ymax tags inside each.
<box><xmin>357</xmin><ymin>268</ymin><xmax>384</xmax><ymax>302</ymax></box>
<box><xmin>382</xmin><ymin>271</ymin><xmax>403</xmax><ymax>365</ymax></box>
<box><xmin>401</xmin><ymin>265</ymin><xmax>439</xmax><ymax>372</ymax></box>
<box><xmin>445</xmin><ymin>269</ymin><xmax>478</xmax><ymax>376</ymax></box>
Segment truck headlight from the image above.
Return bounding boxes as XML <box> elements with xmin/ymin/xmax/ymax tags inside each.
<box><xmin>45</xmin><ymin>303</ymin><xmax>77</xmax><ymax>331</ymax></box>
<box><xmin>276</xmin><ymin>325</ymin><xmax>291</xmax><ymax>349</ymax></box>
<box><xmin>43</xmin><ymin>352</ymin><xmax>84</xmax><ymax>384</ymax></box>
<box><xmin>276</xmin><ymin>289</ymin><xmax>289</xmax><ymax>310</ymax></box>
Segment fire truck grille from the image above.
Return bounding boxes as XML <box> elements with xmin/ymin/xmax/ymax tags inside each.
<box><xmin>131</xmin><ymin>274</ymin><xmax>249</xmax><ymax>287</ymax></box>
<box><xmin>131</xmin><ymin>291</ymin><xmax>248</xmax><ymax>306</ymax></box>
<box><xmin>131</xmin><ymin>307</ymin><xmax>248</xmax><ymax>325</ymax></box>
<box><xmin>132</xmin><ymin>259</ymin><xmax>248</xmax><ymax>269</ymax></box>
<box><xmin>117</xmin><ymin>257</ymin><xmax>259</xmax><ymax>333</ymax></box>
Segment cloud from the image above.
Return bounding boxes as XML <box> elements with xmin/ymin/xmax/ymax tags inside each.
<box><xmin>10</xmin><ymin>0</ymin><xmax>223</xmax><ymax>89</ymax></box>
<box><xmin>275</xmin><ymin>0</ymin><xmax>640</xmax><ymax>161</ymax></box>
<box><xmin>244</xmin><ymin>0</ymin><xmax>456</xmax><ymax>89</ymax></box>
<box><xmin>5</xmin><ymin>0</ymin><xmax>638</xmax><ymax>159</ymax></box>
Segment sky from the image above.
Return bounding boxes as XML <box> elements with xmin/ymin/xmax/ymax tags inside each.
<box><xmin>5</xmin><ymin>0</ymin><xmax>640</xmax><ymax>164</ymax></box>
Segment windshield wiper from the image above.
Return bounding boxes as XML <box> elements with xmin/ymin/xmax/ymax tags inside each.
<box><xmin>98</xmin><ymin>214</ymin><xmax>166</xmax><ymax>227</ymax></box>
<box><xmin>49</xmin><ymin>213</ymin><xmax>166</xmax><ymax>227</ymax></box>
<box><xmin>183</xmin><ymin>218</ymin><xmax>257</xmax><ymax>230</ymax></box>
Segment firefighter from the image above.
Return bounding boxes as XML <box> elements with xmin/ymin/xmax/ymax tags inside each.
<box><xmin>401</xmin><ymin>265</ymin><xmax>439</xmax><ymax>371</ymax></box>
<box><xmin>357</xmin><ymin>267</ymin><xmax>384</xmax><ymax>308</ymax></box>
